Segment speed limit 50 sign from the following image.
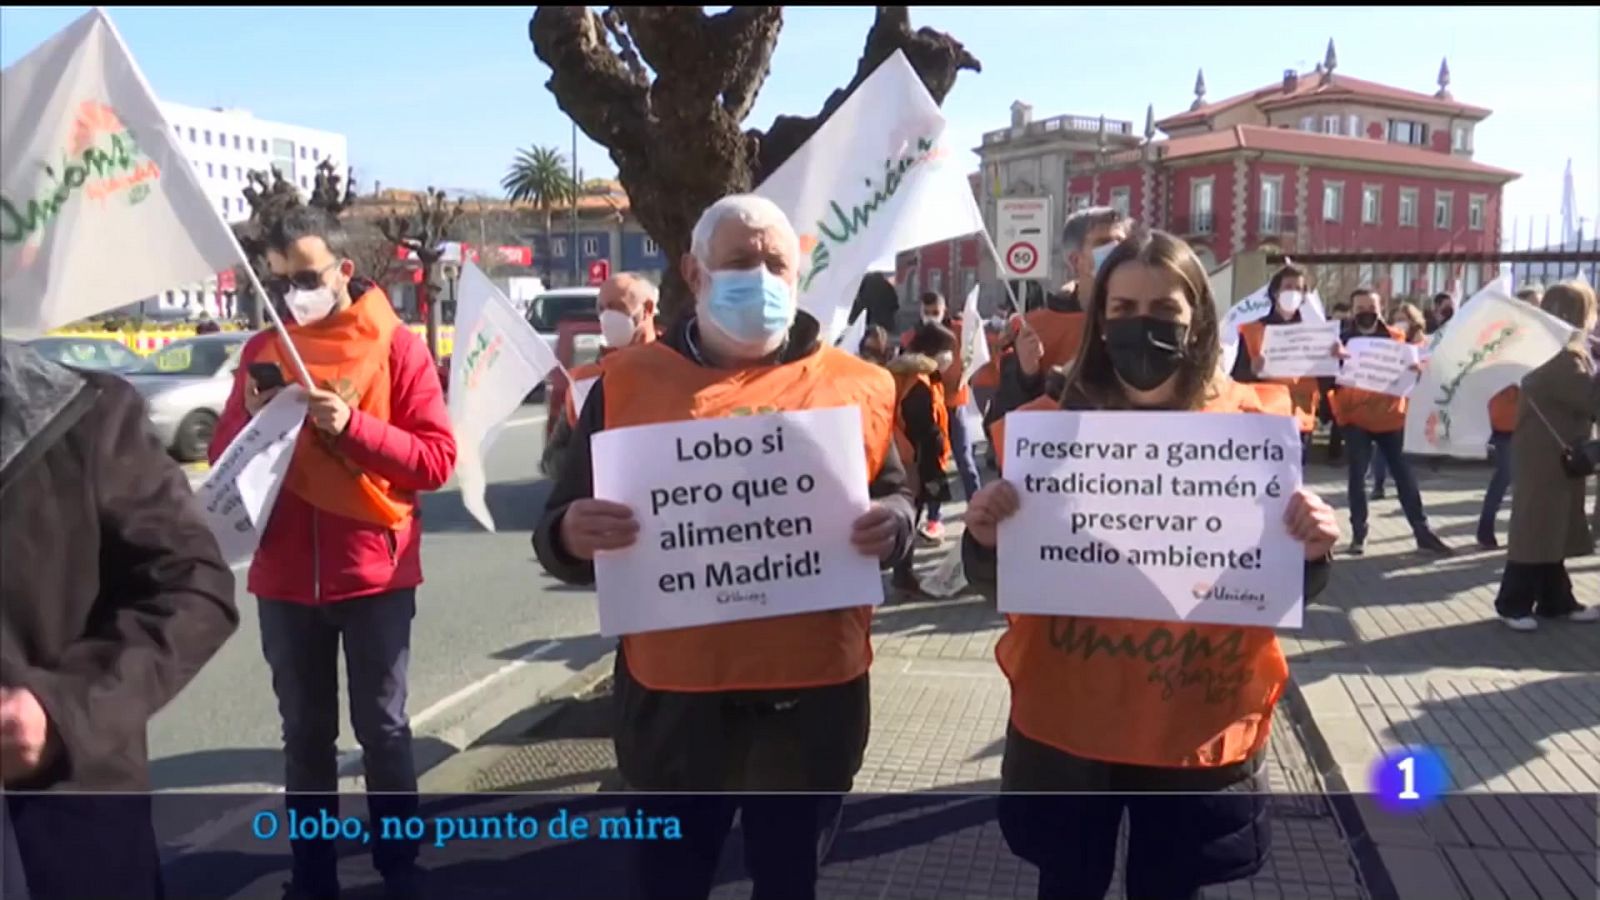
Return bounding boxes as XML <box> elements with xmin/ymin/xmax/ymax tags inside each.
<box><xmin>997</xmin><ymin>197</ymin><xmax>1052</xmax><ymax>280</ymax></box>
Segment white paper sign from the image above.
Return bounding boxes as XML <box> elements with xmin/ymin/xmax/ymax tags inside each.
<box><xmin>590</xmin><ymin>407</ymin><xmax>883</xmax><ymax>637</ymax></box>
<box><xmin>195</xmin><ymin>387</ymin><xmax>308</xmax><ymax>565</ymax></box>
<box><xmin>1337</xmin><ymin>338</ymin><xmax>1419</xmax><ymax>398</ymax></box>
<box><xmin>1259</xmin><ymin>322</ymin><xmax>1341</xmax><ymax>378</ymax></box>
<box><xmin>999</xmin><ymin>410</ymin><xmax>1304</xmax><ymax>628</ymax></box>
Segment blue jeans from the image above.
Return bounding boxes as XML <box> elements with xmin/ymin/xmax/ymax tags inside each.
<box><xmin>258</xmin><ymin>589</ymin><xmax>420</xmax><ymax>890</ymax></box>
<box><xmin>1345</xmin><ymin>427</ymin><xmax>1429</xmax><ymax>537</ymax></box>
<box><xmin>927</xmin><ymin>406</ymin><xmax>982</xmax><ymax>525</ymax></box>
<box><xmin>1478</xmin><ymin>431</ymin><xmax>1514</xmax><ymax>539</ymax></box>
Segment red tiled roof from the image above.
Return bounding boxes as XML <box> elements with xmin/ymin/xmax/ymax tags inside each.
<box><xmin>1152</xmin><ymin>125</ymin><xmax>1517</xmax><ymax>178</ymax></box>
<box><xmin>1157</xmin><ymin>71</ymin><xmax>1490</xmax><ymax>130</ymax></box>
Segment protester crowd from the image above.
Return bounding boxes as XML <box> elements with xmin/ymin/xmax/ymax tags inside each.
<box><xmin>3</xmin><ymin>189</ymin><xmax>1596</xmax><ymax>900</ymax></box>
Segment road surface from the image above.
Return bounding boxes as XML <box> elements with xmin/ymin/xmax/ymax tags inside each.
<box><xmin>155</xmin><ymin>404</ymin><xmax>609</xmax><ymax>800</ymax></box>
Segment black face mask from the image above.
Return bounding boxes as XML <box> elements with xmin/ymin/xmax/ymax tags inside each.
<box><xmin>1437</xmin><ymin>308</ymin><xmax>1454</xmax><ymax>324</ymax></box>
<box><xmin>1103</xmin><ymin>316</ymin><xmax>1189</xmax><ymax>392</ymax></box>
<box><xmin>1354</xmin><ymin>312</ymin><xmax>1379</xmax><ymax>331</ymax></box>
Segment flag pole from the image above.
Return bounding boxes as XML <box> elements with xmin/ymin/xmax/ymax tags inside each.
<box><xmin>97</xmin><ymin>8</ymin><xmax>314</xmax><ymax>391</ymax></box>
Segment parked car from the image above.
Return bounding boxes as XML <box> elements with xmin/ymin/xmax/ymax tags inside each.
<box><xmin>123</xmin><ymin>333</ymin><xmax>251</xmax><ymax>461</ymax></box>
<box><xmin>25</xmin><ymin>336</ymin><xmax>141</xmax><ymax>373</ymax></box>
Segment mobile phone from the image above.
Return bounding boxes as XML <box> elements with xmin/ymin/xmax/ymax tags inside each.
<box><xmin>248</xmin><ymin>362</ymin><xmax>286</xmax><ymax>391</ymax></box>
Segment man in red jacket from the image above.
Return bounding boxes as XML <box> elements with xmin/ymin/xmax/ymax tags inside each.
<box><xmin>210</xmin><ymin>208</ymin><xmax>456</xmax><ymax>900</ymax></box>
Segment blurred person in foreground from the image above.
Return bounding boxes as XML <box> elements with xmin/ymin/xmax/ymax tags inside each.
<box><xmin>962</xmin><ymin>230</ymin><xmax>1339</xmax><ymax>900</ymax></box>
<box><xmin>1</xmin><ymin>339</ymin><xmax>238</xmax><ymax>899</ymax></box>
<box><xmin>532</xmin><ymin>194</ymin><xmax>915</xmax><ymax>900</ymax></box>
<box><xmin>1494</xmin><ymin>280</ymin><xmax>1600</xmax><ymax>631</ymax></box>
<box><xmin>210</xmin><ymin>207</ymin><xmax>457</xmax><ymax>900</ymax></box>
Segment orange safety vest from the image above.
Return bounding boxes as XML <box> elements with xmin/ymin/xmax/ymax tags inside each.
<box><xmin>600</xmin><ymin>341</ymin><xmax>896</xmax><ymax>693</ymax></box>
<box><xmin>971</xmin><ymin>328</ymin><xmax>1005</xmax><ymax>389</ymax></box>
<box><xmin>1238</xmin><ymin>320</ymin><xmax>1320</xmax><ymax>433</ymax></box>
<box><xmin>891</xmin><ymin>369</ymin><xmax>951</xmax><ymax>473</ymax></box>
<box><xmin>254</xmin><ymin>287</ymin><xmax>413</xmax><ymax>529</ymax></box>
<box><xmin>990</xmin><ymin>381</ymin><xmax>1289</xmax><ymax>768</ymax></box>
<box><xmin>1328</xmin><ymin>326</ymin><xmax>1409</xmax><ymax>434</ymax></box>
<box><xmin>1488</xmin><ymin>386</ymin><xmax>1520</xmax><ymax>434</ymax></box>
<box><xmin>1024</xmin><ymin>307</ymin><xmax>1088</xmax><ymax>372</ymax></box>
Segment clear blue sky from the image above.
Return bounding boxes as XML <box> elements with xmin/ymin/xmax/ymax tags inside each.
<box><xmin>4</xmin><ymin>6</ymin><xmax>1595</xmax><ymax>245</ymax></box>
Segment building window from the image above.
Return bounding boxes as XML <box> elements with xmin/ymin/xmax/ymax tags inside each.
<box><xmin>1260</xmin><ymin>177</ymin><xmax>1283</xmax><ymax>232</ymax></box>
<box><xmin>1388</xmin><ymin>120</ymin><xmax>1428</xmax><ymax>146</ymax></box>
<box><xmin>1069</xmin><ymin>193</ymin><xmax>1090</xmax><ymax>213</ymax></box>
<box><xmin>247</xmin><ymin>137</ymin><xmax>255</xmax><ymax>152</ymax></box>
<box><xmin>187</xmin><ymin>127</ymin><xmax>197</xmax><ymax>142</ymax></box>
<box><xmin>233</xmin><ymin>135</ymin><xmax>241</xmax><ymax>150</ymax></box>
<box><xmin>1347</xmin><ymin>114</ymin><xmax>1362</xmax><ymax>138</ymax></box>
<box><xmin>1429</xmin><ymin>262</ymin><xmax>1451</xmax><ymax>295</ymax></box>
<box><xmin>1299</xmin><ymin>115</ymin><xmax>1315</xmax><ymax>132</ymax></box>
<box><xmin>1399</xmin><ymin>188</ymin><xmax>1419</xmax><ymax>227</ymax></box>
<box><xmin>206</xmin><ymin>163</ymin><xmax>214</xmax><ymax>178</ymax></box>
<box><xmin>642</xmin><ymin>236</ymin><xmax>660</xmax><ymax>257</ymax></box>
<box><xmin>218</xmin><ymin>131</ymin><xmax>228</xmax><ymax>146</ymax></box>
<box><xmin>312</xmin><ymin>148</ymin><xmax>321</xmax><ymax>161</ymax></box>
<box><xmin>551</xmin><ymin>238</ymin><xmax>567</xmax><ymax>258</ymax></box>
<box><xmin>1191</xmin><ymin>179</ymin><xmax>1214</xmax><ymax>233</ymax></box>
<box><xmin>582</xmin><ymin>237</ymin><xmax>599</xmax><ymax>257</ymax></box>
<box><xmin>1469</xmin><ymin>194</ymin><xmax>1486</xmax><ymax>230</ymax></box>
<box><xmin>1452</xmin><ymin>126</ymin><xmax>1469</xmax><ymax>152</ymax></box>
<box><xmin>1391</xmin><ymin>262</ymin><xmax>1412</xmax><ymax>295</ymax></box>
<box><xmin>300</xmin><ymin>176</ymin><xmax>309</xmax><ymax>190</ymax></box>
<box><xmin>219</xmin><ymin>165</ymin><xmax>228</xmax><ymax>180</ymax></box>
<box><xmin>929</xmin><ymin>269</ymin><xmax>944</xmax><ymax>295</ymax></box>
<box><xmin>1361</xmin><ymin>185</ymin><xmax>1381</xmax><ymax>224</ymax></box>
<box><xmin>1109</xmin><ymin>187</ymin><xmax>1131</xmax><ymax>218</ymax></box>
<box><xmin>204</xmin><ymin>130</ymin><xmax>212</xmax><ymax>146</ymax></box>
<box><xmin>1322</xmin><ymin>182</ymin><xmax>1344</xmax><ymax>223</ymax></box>
<box><xmin>1322</xmin><ymin>115</ymin><xmax>1340</xmax><ymax>135</ymax></box>
<box><xmin>221</xmin><ymin>197</ymin><xmax>229</xmax><ymax>215</ymax></box>
<box><xmin>299</xmin><ymin>147</ymin><xmax>307</xmax><ymax>160</ymax></box>
<box><xmin>1434</xmin><ymin>191</ymin><xmax>1453</xmax><ymax>229</ymax></box>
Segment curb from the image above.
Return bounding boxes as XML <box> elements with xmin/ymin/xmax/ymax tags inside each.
<box><xmin>1282</xmin><ymin>675</ymin><xmax>1470</xmax><ymax>900</ymax></box>
<box><xmin>1281</xmin><ymin>676</ymin><xmax>1400</xmax><ymax>900</ymax></box>
<box><xmin>417</xmin><ymin>650</ymin><xmax>617</xmax><ymax>793</ymax></box>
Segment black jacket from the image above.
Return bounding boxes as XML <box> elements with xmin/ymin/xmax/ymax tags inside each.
<box><xmin>1229</xmin><ymin>307</ymin><xmax>1306</xmax><ymax>385</ymax></box>
<box><xmin>887</xmin><ymin>354</ymin><xmax>950</xmax><ymax>503</ymax></box>
<box><xmin>0</xmin><ymin>342</ymin><xmax>238</xmax><ymax>791</ymax></box>
<box><xmin>534</xmin><ymin>313</ymin><xmax>917</xmax><ymax>585</ymax></box>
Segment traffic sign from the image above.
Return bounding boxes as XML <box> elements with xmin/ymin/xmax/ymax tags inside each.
<box><xmin>1006</xmin><ymin>241</ymin><xmax>1039</xmax><ymax>275</ymax></box>
<box><xmin>997</xmin><ymin>197</ymin><xmax>1051</xmax><ymax>280</ymax></box>
<box><xmin>588</xmin><ymin>259</ymin><xmax>610</xmax><ymax>285</ymax></box>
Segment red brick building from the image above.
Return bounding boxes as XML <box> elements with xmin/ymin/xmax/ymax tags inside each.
<box><xmin>936</xmin><ymin>41</ymin><xmax>1520</xmax><ymax>310</ymax></box>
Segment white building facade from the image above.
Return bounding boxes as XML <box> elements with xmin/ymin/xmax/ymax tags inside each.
<box><xmin>148</xmin><ymin>102</ymin><xmax>349</xmax><ymax>316</ymax></box>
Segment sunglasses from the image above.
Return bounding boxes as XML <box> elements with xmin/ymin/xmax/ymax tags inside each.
<box><xmin>264</xmin><ymin>261</ymin><xmax>338</xmax><ymax>298</ymax></box>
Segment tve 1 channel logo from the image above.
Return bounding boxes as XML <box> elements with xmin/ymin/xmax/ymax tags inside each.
<box><xmin>1368</xmin><ymin>746</ymin><xmax>1449</xmax><ymax>814</ymax></box>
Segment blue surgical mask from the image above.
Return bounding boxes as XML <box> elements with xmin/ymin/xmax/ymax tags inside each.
<box><xmin>1091</xmin><ymin>242</ymin><xmax>1117</xmax><ymax>276</ymax></box>
<box><xmin>704</xmin><ymin>266</ymin><xmax>795</xmax><ymax>348</ymax></box>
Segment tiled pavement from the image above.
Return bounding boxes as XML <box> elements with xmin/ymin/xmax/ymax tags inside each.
<box><xmin>442</xmin><ymin>456</ymin><xmax>1598</xmax><ymax>899</ymax></box>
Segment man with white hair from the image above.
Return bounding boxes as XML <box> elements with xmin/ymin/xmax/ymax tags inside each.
<box><xmin>532</xmin><ymin>194</ymin><xmax>916</xmax><ymax>900</ymax></box>
<box><xmin>541</xmin><ymin>273</ymin><xmax>659</xmax><ymax>476</ymax></box>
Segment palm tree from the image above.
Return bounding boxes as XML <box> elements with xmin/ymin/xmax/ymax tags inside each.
<box><xmin>502</xmin><ymin>146</ymin><xmax>575</xmax><ymax>276</ymax></box>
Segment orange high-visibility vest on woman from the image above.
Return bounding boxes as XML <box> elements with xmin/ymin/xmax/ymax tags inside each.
<box><xmin>600</xmin><ymin>340</ymin><xmax>896</xmax><ymax>693</ymax></box>
<box><xmin>989</xmin><ymin>381</ymin><xmax>1289</xmax><ymax>768</ymax></box>
<box><xmin>1328</xmin><ymin>325</ymin><xmax>1410</xmax><ymax>434</ymax></box>
<box><xmin>1237</xmin><ymin>321</ymin><xmax>1320</xmax><ymax>433</ymax></box>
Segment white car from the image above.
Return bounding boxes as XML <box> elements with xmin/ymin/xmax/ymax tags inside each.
<box><xmin>123</xmin><ymin>333</ymin><xmax>251</xmax><ymax>462</ymax></box>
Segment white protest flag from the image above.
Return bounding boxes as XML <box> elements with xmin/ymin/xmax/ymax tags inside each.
<box><xmin>959</xmin><ymin>284</ymin><xmax>990</xmax><ymax>384</ymax></box>
<box><xmin>1</xmin><ymin>8</ymin><xmax>243</xmax><ymax>336</ymax></box>
<box><xmin>195</xmin><ymin>387</ymin><xmax>308</xmax><ymax>565</ymax></box>
<box><xmin>1404</xmin><ymin>276</ymin><xmax>1577</xmax><ymax>458</ymax></box>
<box><xmin>449</xmin><ymin>262</ymin><xmax>564</xmax><ymax>530</ymax></box>
<box><xmin>755</xmin><ymin>50</ymin><xmax>984</xmax><ymax>343</ymax></box>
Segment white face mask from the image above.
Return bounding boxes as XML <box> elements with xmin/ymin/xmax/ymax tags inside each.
<box><xmin>599</xmin><ymin>310</ymin><xmax>637</xmax><ymax>348</ymax></box>
<box><xmin>1276</xmin><ymin>289</ymin><xmax>1305</xmax><ymax>316</ymax></box>
<box><xmin>286</xmin><ymin>287</ymin><xmax>337</xmax><ymax>326</ymax></box>
<box><xmin>922</xmin><ymin>313</ymin><xmax>943</xmax><ymax>325</ymax></box>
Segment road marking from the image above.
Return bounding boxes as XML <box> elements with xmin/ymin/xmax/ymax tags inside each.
<box><xmin>164</xmin><ymin>638</ymin><xmax>568</xmax><ymax>855</ymax></box>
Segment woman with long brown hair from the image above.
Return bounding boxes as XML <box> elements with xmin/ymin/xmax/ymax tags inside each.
<box><xmin>961</xmin><ymin>230</ymin><xmax>1340</xmax><ymax>900</ymax></box>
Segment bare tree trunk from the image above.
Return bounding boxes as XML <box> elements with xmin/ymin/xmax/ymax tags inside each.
<box><xmin>530</xmin><ymin>6</ymin><xmax>979</xmax><ymax>322</ymax></box>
